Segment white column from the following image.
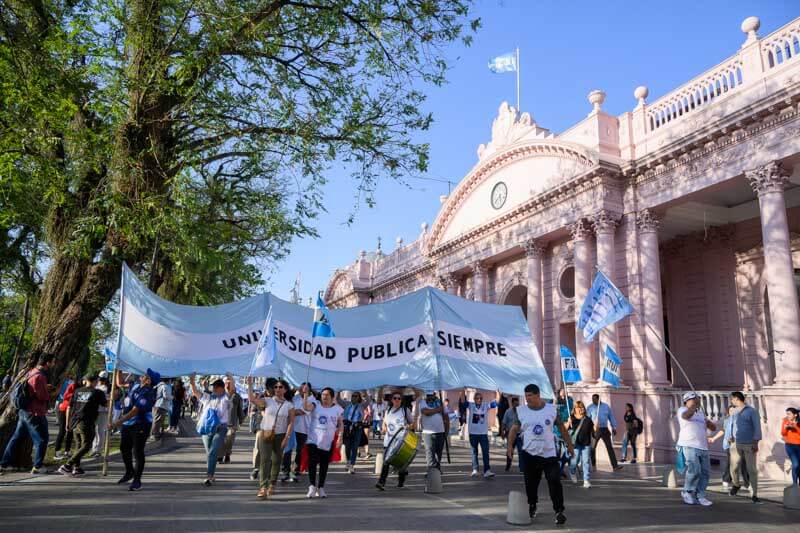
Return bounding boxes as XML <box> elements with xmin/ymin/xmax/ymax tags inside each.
<box><xmin>747</xmin><ymin>162</ymin><xmax>800</xmax><ymax>386</ymax></box>
<box><xmin>472</xmin><ymin>262</ymin><xmax>486</xmax><ymax>302</ymax></box>
<box><xmin>571</xmin><ymin>219</ymin><xmax>595</xmax><ymax>383</ymax></box>
<box><xmin>593</xmin><ymin>210</ymin><xmax>620</xmax><ymax>384</ymax></box>
<box><xmin>636</xmin><ymin>209</ymin><xmax>669</xmax><ymax>386</ymax></box>
<box><xmin>524</xmin><ymin>239</ymin><xmax>546</xmax><ymax>356</ymax></box>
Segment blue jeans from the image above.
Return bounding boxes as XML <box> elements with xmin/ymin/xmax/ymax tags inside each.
<box><xmin>621</xmin><ymin>432</ymin><xmax>638</xmax><ymax>460</ymax></box>
<box><xmin>345</xmin><ymin>425</ymin><xmax>361</xmax><ymax>465</ymax></box>
<box><xmin>1</xmin><ymin>410</ymin><xmax>49</xmax><ymax>468</ymax></box>
<box><xmin>569</xmin><ymin>445</ymin><xmax>591</xmax><ymax>481</ymax></box>
<box><xmin>470</xmin><ymin>433</ymin><xmax>491</xmax><ymax>472</ymax></box>
<box><xmin>514</xmin><ymin>435</ymin><xmax>524</xmax><ymax>470</ymax></box>
<box><xmin>786</xmin><ymin>443</ymin><xmax>800</xmax><ymax>486</ymax></box>
<box><xmin>682</xmin><ymin>446</ymin><xmax>710</xmax><ymax>498</ymax></box>
<box><xmin>201</xmin><ymin>424</ymin><xmax>227</xmax><ymax>476</ymax></box>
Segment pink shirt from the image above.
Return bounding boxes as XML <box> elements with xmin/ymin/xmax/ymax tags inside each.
<box><xmin>26</xmin><ymin>369</ymin><xmax>50</xmax><ymax>416</ymax></box>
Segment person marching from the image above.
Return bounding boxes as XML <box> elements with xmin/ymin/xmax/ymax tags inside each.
<box><xmin>417</xmin><ymin>390</ymin><xmax>447</xmax><ymax>473</ymax></box>
<box><xmin>282</xmin><ymin>382</ymin><xmax>316</xmax><ymax>482</ymax></box>
<box><xmin>248</xmin><ymin>377</ymin><xmax>294</xmax><ymax>499</ymax></box>
<box><xmin>342</xmin><ymin>391</ymin><xmax>366</xmax><ymax>474</ymax></box>
<box><xmin>677</xmin><ymin>391</ymin><xmax>716</xmax><ymax>506</ymax></box>
<box><xmin>218</xmin><ymin>375</ymin><xmax>244</xmax><ymax>464</ymax></box>
<box><xmin>189</xmin><ymin>374</ymin><xmax>230</xmax><ymax>486</ymax></box>
<box><xmin>306</xmin><ymin>386</ymin><xmax>344</xmax><ymax>499</ymax></box>
<box><xmin>58</xmin><ymin>374</ymin><xmax>106</xmax><ymax>477</ymax></box>
<box><xmin>507</xmin><ymin>383</ymin><xmax>573</xmax><ymax>526</ymax></box>
<box><xmin>460</xmin><ymin>388</ymin><xmax>500</xmax><ymax>478</ymax></box>
<box><xmin>565</xmin><ymin>400</ymin><xmax>594</xmax><ymax>488</ymax></box>
<box><xmin>111</xmin><ymin>369</ymin><xmax>158</xmax><ymax>491</ymax></box>
<box><xmin>375</xmin><ymin>391</ymin><xmax>414</xmax><ymax>491</ymax></box>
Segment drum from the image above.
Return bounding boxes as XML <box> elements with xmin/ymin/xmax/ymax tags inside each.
<box><xmin>384</xmin><ymin>428</ymin><xmax>419</xmax><ymax>471</ymax></box>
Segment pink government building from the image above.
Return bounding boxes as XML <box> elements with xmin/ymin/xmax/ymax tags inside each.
<box><xmin>324</xmin><ymin>16</ymin><xmax>800</xmax><ymax>483</ymax></box>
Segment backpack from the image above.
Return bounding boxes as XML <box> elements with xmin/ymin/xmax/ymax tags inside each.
<box><xmin>198</xmin><ymin>405</ymin><xmax>220</xmax><ymax>436</ymax></box>
<box><xmin>635</xmin><ymin>417</ymin><xmax>644</xmax><ymax>435</ymax></box>
<box><xmin>10</xmin><ymin>371</ymin><xmax>40</xmax><ymax>411</ymax></box>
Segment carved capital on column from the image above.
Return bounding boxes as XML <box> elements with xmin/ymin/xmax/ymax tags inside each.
<box><xmin>591</xmin><ymin>209</ymin><xmax>620</xmax><ymax>234</ymax></box>
<box><xmin>636</xmin><ymin>209</ymin><xmax>660</xmax><ymax>234</ymax></box>
<box><xmin>437</xmin><ymin>275</ymin><xmax>451</xmax><ymax>290</ymax></box>
<box><xmin>569</xmin><ymin>219</ymin><xmax>593</xmax><ymax>241</ymax></box>
<box><xmin>472</xmin><ymin>261</ymin><xmax>486</xmax><ymax>276</ymax></box>
<box><xmin>523</xmin><ymin>238</ymin><xmax>546</xmax><ymax>258</ymax></box>
<box><xmin>746</xmin><ymin>161</ymin><xmax>790</xmax><ymax>196</ymax></box>
<box><xmin>448</xmin><ymin>273</ymin><xmax>461</xmax><ymax>287</ymax></box>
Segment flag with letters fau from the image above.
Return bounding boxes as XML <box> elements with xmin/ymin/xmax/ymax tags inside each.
<box><xmin>578</xmin><ymin>271</ymin><xmax>633</xmax><ymax>341</ymax></box>
<box><xmin>559</xmin><ymin>345</ymin><xmax>582</xmax><ymax>384</ymax></box>
<box><xmin>601</xmin><ymin>345</ymin><xmax>622</xmax><ymax>388</ymax></box>
<box><xmin>312</xmin><ymin>293</ymin><xmax>335</xmax><ymax>338</ymax></box>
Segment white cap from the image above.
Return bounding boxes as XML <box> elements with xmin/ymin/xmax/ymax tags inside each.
<box><xmin>98</xmin><ymin>371</ymin><xmax>108</xmax><ymax>378</ymax></box>
<box><xmin>682</xmin><ymin>391</ymin><xmax>699</xmax><ymax>403</ymax></box>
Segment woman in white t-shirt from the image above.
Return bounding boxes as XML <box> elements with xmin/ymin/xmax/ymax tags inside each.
<box><xmin>305</xmin><ymin>386</ymin><xmax>344</xmax><ymax>499</ymax></box>
<box><xmin>375</xmin><ymin>391</ymin><xmax>414</xmax><ymax>491</ymax></box>
<box><xmin>248</xmin><ymin>377</ymin><xmax>295</xmax><ymax>500</ymax></box>
<box><xmin>189</xmin><ymin>374</ymin><xmax>231</xmax><ymax>486</ymax></box>
<box><xmin>459</xmin><ymin>388</ymin><xmax>500</xmax><ymax>478</ymax></box>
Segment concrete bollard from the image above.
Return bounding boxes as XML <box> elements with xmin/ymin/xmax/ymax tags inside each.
<box><xmin>340</xmin><ymin>443</ymin><xmax>347</xmax><ymax>464</ymax></box>
<box><xmin>374</xmin><ymin>451</ymin><xmax>385</xmax><ymax>475</ymax></box>
<box><xmin>784</xmin><ymin>484</ymin><xmax>800</xmax><ymax>510</ymax></box>
<box><xmin>506</xmin><ymin>490</ymin><xmax>532</xmax><ymax>526</ymax></box>
<box><xmin>661</xmin><ymin>466</ymin><xmax>678</xmax><ymax>488</ymax></box>
<box><xmin>425</xmin><ymin>467</ymin><xmax>443</xmax><ymax>494</ymax></box>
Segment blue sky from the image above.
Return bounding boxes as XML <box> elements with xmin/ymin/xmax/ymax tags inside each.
<box><xmin>265</xmin><ymin>0</ymin><xmax>797</xmax><ymax>302</ymax></box>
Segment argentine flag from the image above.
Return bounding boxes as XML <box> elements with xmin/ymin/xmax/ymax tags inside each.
<box><xmin>312</xmin><ymin>293</ymin><xmax>335</xmax><ymax>338</ymax></box>
<box><xmin>578</xmin><ymin>271</ymin><xmax>633</xmax><ymax>341</ymax></box>
<box><xmin>488</xmin><ymin>52</ymin><xmax>517</xmax><ymax>73</ymax></box>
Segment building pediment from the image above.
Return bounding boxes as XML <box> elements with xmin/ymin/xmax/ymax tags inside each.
<box><xmin>426</xmin><ymin>135</ymin><xmax>598</xmax><ymax>252</ymax></box>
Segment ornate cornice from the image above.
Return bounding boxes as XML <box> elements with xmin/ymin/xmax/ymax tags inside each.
<box><xmin>746</xmin><ymin>161</ymin><xmax>790</xmax><ymax>196</ymax></box>
<box><xmin>569</xmin><ymin>219</ymin><xmax>593</xmax><ymax>241</ymax></box>
<box><xmin>636</xmin><ymin>209</ymin><xmax>660</xmax><ymax>233</ymax></box>
<box><xmin>591</xmin><ymin>209</ymin><xmax>620</xmax><ymax>234</ymax></box>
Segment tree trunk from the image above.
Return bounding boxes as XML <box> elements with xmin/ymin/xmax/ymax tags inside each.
<box><xmin>9</xmin><ymin>296</ymin><xmax>31</xmax><ymax>376</ymax></box>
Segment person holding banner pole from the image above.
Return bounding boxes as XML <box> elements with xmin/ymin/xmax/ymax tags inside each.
<box><xmin>190</xmin><ymin>375</ymin><xmax>230</xmax><ymax>487</ymax></box>
<box><xmin>111</xmin><ymin>369</ymin><xmax>158</xmax><ymax>491</ymax></box>
<box><xmin>305</xmin><ymin>386</ymin><xmax>344</xmax><ymax>499</ymax></box>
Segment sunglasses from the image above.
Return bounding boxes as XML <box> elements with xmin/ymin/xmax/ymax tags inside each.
<box><xmin>392</xmin><ymin>396</ymin><xmax>402</xmax><ymax>400</ymax></box>
<box><xmin>274</xmin><ymin>385</ymin><xmax>285</xmax><ymax>389</ymax></box>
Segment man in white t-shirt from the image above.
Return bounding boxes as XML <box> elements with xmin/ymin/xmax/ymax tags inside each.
<box><xmin>677</xmin><ymin>391</ymin><xmax>716</xmax><ymax>507</ymax></box>
<box><xmin>507</xmin><ymin>383</ymin><xmax>573</xmax><ymax>526</ymax></box>
<box><xmin>416</xmin><ymin>390</ymin><xmax>446</xmax><ymax>471</ymax></box>
<box><xmin>371</xmin><ymin>397</ymin><xmax>386</xmax><ymax>438</ymax></box>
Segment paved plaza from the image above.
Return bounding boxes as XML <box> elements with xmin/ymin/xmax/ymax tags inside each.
<box><xmin>1</xmin><ymin>431</ymin><xmax>797</xmax><ymax>532</ymax></box>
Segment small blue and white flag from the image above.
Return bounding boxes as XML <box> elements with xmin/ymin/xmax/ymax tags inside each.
<box><xmin>250</xmin><ymin>308</ymin><xmax>276</xmax><ymax>375</ymax></box>
<box><xmin>559</xmin><ymin>345</ymin><xmax>582</xmax><ymax>384</ymax></box>
<box><xmin>601</xmin><ymin>345</ymin><xmax>622</xmax><ymax>388</ymax></box>
<box><xmin>578</xmin><ymin>271</ymin><xmax>634</xmax><ymax>342</ymax></box>
<box><xmin>103</xmin><ymin>346</ymin><xmax>116</xmax><ymax>373</ymax></box>
<box><xmin>488</xmin><ymin>52</ymin><xmax>517</xmax><ymax>73</ymax></box>
<box><xmin>312</xmin><ymin>293</ymin><xmax>335</xmax><ymax>338</ymax></box>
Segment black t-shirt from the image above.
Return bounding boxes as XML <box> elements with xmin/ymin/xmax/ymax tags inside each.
<box><xmin>69</xmin><ymin>387</ymin><xmax>107</xmax><ymax>427</ymax></box>
<box><xmin>569</xmin><ymin>415</ymin><xmax>595</xmax><ymax>446</ymax></box>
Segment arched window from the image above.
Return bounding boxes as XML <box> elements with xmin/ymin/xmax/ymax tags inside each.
<box><xmin>559</xmin><ymin>266</ymin><xmax>575</xmax><ymax>299</ymax></box>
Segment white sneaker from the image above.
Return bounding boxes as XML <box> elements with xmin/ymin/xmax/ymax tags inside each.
<box><xmin>471</xmin><ymin>469</ymin><xmax>479</xmax><ymax>477</ymax></box>
<box><xmin>306</xmin><ymin>485</ymin><xmax>317</xmax><ymax>498</ymax></box>
<box><xmin>317</xmin><ymin>487</ymin><xmax>327</xmax><ymax>498</ymax></box>
<box><xmin>483</xmin><ymin>470</ymin><xmax>495</xmax><ymax>478</ymax></box>
<box><xmin>722</xmin><ymin>481</ymin><xmax>729</xmax><ymax>488</ymax></box>
<box><xmin>583</xmin><ymin>480</ymin><xmax>591</xmax><ymax>489</ymax></box>
<box><xmin>681</xmin><ymin>491</ymin><xmax>696</xmax><ymax>505</ymax></box>
<box><xmin>697</xmin><ymin>497</ymin><xmax>713</xmax><ymax>507</ymax></box>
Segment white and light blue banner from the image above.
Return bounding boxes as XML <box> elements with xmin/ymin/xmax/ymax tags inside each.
<box><xmin>488</xmin><ymin>52</ymin><xmax>517</xmax><ymax>73</ymax></box>
<box><xmin>578</xmin><ymin>271</ymin><xmax>633</xmax><ymax>342</ymax></box>
<box><xmin>559</xmin><ymin>345</ymin><xmax>582</xmax><ymax>384</ymax></box>
<box><xmin>601</xmin><ymin>345</ymin><xmax>622</xmax><ymax>388</ymax></box>
<box><xmin>116</xmin><ymin>264</ymin><xmax>553</xmax><ymax>397</ymax></box>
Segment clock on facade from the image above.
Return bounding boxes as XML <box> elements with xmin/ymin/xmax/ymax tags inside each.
<box><xmin>491</xmin><ymin>181</ymin><xmax>507</xmax><ymax>209</ymax></box>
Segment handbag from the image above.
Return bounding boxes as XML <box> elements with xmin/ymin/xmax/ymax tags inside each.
<box><xmin>569</xmin><ymin>416</ymin><xmax>587</xmax><ymax>443</ymax></box>
<box><xmin>261</xmin><ymin>399</ymin><xmax>286</xmax><ymax>442</ymax></box>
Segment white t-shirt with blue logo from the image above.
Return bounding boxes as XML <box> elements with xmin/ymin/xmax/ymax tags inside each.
<box><xmin>308</xmin><ymin>404</ymin><xmax>343</xmax><ymax>451</ymax></box>
<box><xmin>292</xmin><ymin>394</ymin><xmax>316</xmax><ymax>435</ymax></box>
<box><xmin>467</xmin><ymin>401</ymin><xmax>497</xmax><ymax>435</ymax></box>
<box><xmin>517</xmin><ymin>403</ymin><xmax>557</xmax><ymax>458</ymax></box>
<box><xmin>383</xmin><ymin>406</ymin><xmax>413</xmax><ymax>447</ymax></box>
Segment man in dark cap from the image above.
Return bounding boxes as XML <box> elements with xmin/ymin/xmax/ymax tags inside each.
<box><xmin>58</xmin><ymin>374</ymin><xmax>106</xmax><ymax>476</ymax></box>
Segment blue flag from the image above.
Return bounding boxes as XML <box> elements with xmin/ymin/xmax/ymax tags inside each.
<box><xmin>601</xmin><ymin>345</ymin><xmax>622</xmax><ymax>388</ymax></box>
<box><xmin>312</xmin><ymin>293</ymin><xmax>335</xmax><ymax>338</ymax></box>
<box><xmin>578</xmin><ymin>271</ymin><xmax>633</xmax><ymax>342</ymax></box>
<box><xmin>559</xmin><ymin>345</ymin><xmax>582</xmax><ymax>384</ymax></box>
<box><xmin>488</xmin><ymin>52</ymin><xmax>517</xmax><ymax>73</ymax></box>
<box><xmin>103</xmin><ymin>346</ymin><xmax>116</xmax><ymax>373</ymax></box>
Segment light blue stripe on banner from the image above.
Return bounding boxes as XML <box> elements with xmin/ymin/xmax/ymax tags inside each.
<box><xmin>117</xmin><ymin>337</ymin><xmax>256</xmax><ymax>377</ymax></box>
<box><xmin>431</xmin><ymin>290</ymin><xmax>532</xmax><ymax>338</ymax></box>
<box><xmin>122</xmin><ymin>264</ymin><xmax>269</xmax><ymax>333</ymax></box>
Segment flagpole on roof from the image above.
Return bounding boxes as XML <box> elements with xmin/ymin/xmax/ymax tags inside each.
<box><xmin>516</xmin><ymin>46</ymin><xmax>520</xmax><ymax>112</ymax></box>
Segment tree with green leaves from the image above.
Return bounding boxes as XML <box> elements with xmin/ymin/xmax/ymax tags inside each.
<box><xmin>0</xmin><ymin>0</ymin><xmax>478</xmax><ymax>462</ymax></box>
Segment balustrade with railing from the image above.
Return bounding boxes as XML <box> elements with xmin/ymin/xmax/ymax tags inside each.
<box><xmin>668</xmin><ymin>390</ymin><xmax>768</xmax><ymax>423</ymax></box>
